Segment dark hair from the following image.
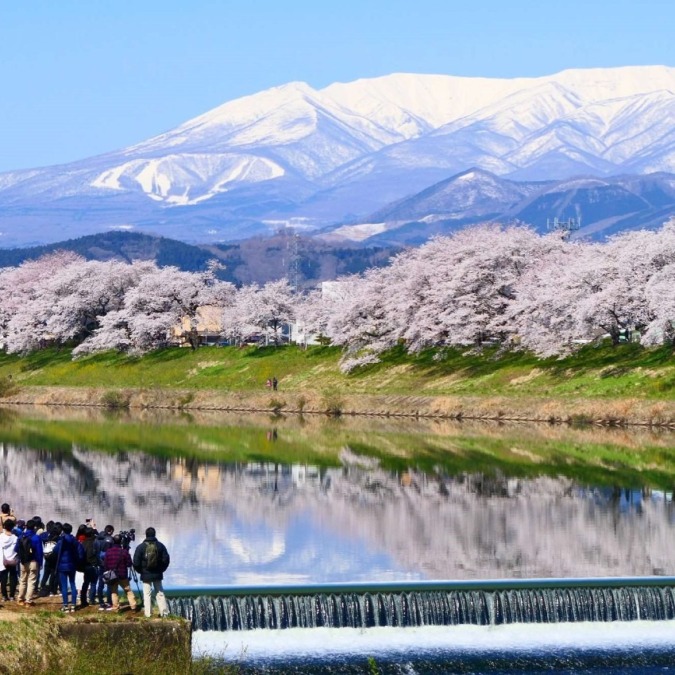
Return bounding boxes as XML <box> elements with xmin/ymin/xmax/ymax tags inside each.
<box><xmin>1</xmin><ymin>504</ymin><xmax>10</xmax><ymax>515</ymax></box>
<box><xmin>46</xmin><ymin>520</ymin><xmax>54</xmax><ymax>530</ymax></box>
<box><xmin>3</xmin><ymin>519</ymin><xmax>15</xmax><ymax>532</ymax></box>
<box><xmin>62</xmin><ymin>522</ymin><xmax>73</xmax><ymax>534</ymax></box>
<box><xmin>76</xmin><ymin>524</ymin><xmax>87</xmax><ymax>537</ymax></box>
<box><xmin>112</xmin><ymin>534</ymin><xmax>122</xmax><ymax>545</ymax></box>
<box><xmin>26</xmin><ymin>519</ymin><xmax>36</xmax><ymax>531</ymax></box>
<box><xmin>85</xmin><ymin>527</ymin><xmax>95</xmax><ymax>538</ymax></box>
<box><xmin>52</xmin><ymin>523</ymin><xmax>63</xmax><ymax>537</ymax></box>
<box><xmin>104</xmin><ymin>525</ymin><xmax>114</xmax><ymax>535</ymax></box>
<box><xmin>145</xmin><ymin>527</ymin><xmax>156</xmax><ymax>539</ymax></box>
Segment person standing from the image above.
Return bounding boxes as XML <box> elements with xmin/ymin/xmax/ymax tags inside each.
<box><xmin>14</xmin><ymin>518</ymin><xmax>43</xmax><ymax>607</ymax></box>
<box><xmin>39</xmin><ymin>522</ymin><xmax>61</xmax><ymax>597</ymax></box>
<box><xmin>52</xmin><ymin>522</ymin><xmax>84</xmax><ymax>612</ymax></box>
<box><xmin>79</xmin><ymin>527</ymin><xmax>99</xmax><ymax>608</ymax></box>
<box><xmin>0</xmin><ymin>504</ymin><xmax>16</xmax><ymax>527</ymax></box>
<box><xmin>94</xmin><ymin>525</ymin><xmax>115</xmax><ymax>610</ymax></box>
<box><xmin>133</xmin><ymin>527</ymin><xmax>170</xmax><ymax>618</ymax></box>
<box><xmin>102</xmin><ymin>535</ymin><xmax>138</xmax><ymax>612</ymax></box>
<box><xmin>0</xmin><ymin>519</ymin><xmax>18</xmax><ymax>601</ymax></box>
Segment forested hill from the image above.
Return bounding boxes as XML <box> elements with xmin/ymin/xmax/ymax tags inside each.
<box><xmin>0</xmin><ymin>230</ymin><xmax>395</xmax><ymax>287</ymax></box>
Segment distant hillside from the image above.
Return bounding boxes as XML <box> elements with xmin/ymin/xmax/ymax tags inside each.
<box><xmin>323</xmin><ymin>169</ymin><xmax>675</xmax><ymax>245</ymax></box>
<box><xmin>0</xmin><ymin>231</ymin><xmax>214</xmax><ymax>271</ymax></box>
<box><xmin>0</xmin><ymin>230</ymin><xmax>395</xmax><ymax>287</ymax></box>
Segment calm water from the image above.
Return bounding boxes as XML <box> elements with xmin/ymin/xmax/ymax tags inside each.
<box><xmin>2</xmin><ymin>407</ymin><xmax>675</xmax><ymax>586</ymax></box>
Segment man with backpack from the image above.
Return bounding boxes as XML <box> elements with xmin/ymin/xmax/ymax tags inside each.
<box><xmin>133</xmin><ymin>527</ymin><xmax>170</xmax><ymax>618</ymax></box>
<box><xmin>14</xmin><ymin>518</ymin><xmax>43</xmax><ymax>607</ymax></box>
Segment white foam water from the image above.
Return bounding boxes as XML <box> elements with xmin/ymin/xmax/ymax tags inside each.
<box><xmin>193</xmin><ymin>620</ymin><xmax>675</xmax><ymax>663</ymax></box>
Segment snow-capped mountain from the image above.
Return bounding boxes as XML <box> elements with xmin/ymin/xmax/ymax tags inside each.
<box><xmin>1</xmin><ymin>66</ymin><xmax>675</xmax><ymax>246</ymax></box>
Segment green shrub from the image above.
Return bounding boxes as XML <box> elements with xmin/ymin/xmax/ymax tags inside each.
<box><xmin>0</xmin><ymin>375</ymin><xmax>18</xmax><ymax>398</ymax></box>
<box><xmin>569</xmin><ymin>413</ymin><xmax>593</xmax><ymax>427</ymax></box>
<box><xmin>100</xmin><ymin>390</ymin><xmax>130</xmax><ymax>410</ymax></box>
<box><xmin>322</xmin><ymin>392</ymin><xmax>344</xmax><ymax>417</ymax></box>
<box><xmin>268</xmin><ymin>397</ymin><xmax>286</xmax><ymax>413</ymax></box>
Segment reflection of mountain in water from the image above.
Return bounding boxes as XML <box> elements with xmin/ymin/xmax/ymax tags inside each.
<box><xmin>1</xmin><ymin>442</ymin><xmax>674</xmax><ymax>585</ymax></box>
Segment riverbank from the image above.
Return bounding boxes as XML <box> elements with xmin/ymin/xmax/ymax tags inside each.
<box><xmin>0</xmin><ymin>599</ymin><xmax>192</xmax><ymax>674</ymax></box>
<box><xmin>1</xmin><ymin>343</ymin><xmax>674</xmax><ymax>426</ymax></box>
<box><xmin>2</xmin><ymin>384</ymin><xmax>675</xmax><ymax>427</ymax></box>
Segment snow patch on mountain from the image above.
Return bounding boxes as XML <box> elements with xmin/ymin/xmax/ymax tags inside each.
<box><xmin>92</xmin><ymin>153</ymin><xmax>285</xmax><ymax>205</ymax></box>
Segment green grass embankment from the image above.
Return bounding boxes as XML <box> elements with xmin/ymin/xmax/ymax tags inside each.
<box><xmin>0</xmin><ymin>613</ymin><xmax>195</xmax><ymax>675</ymax></box>
<box><xmin>0</xmin><ymin>342</ymin><xmax>674</xmax><ymax>423</ymax></box>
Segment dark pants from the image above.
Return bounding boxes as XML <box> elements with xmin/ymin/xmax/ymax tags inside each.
<box><xmin>80</xmin><ymin>565</ymin><xmax>98</xmax><ymax>605</ymax></box>
<box><xmin>0</xmin><ymin>566</ymin><xmax>18</xmax><ymax>599</ymax></box>
<box><xmin>40</xmin><ymin>558</ymin><xmax>59</xmax><ymax>595</ymax></box>
<box><xmin>96</xmin><ymin>567</ymin><xmax>112</xmax><ymax>606</ymax></box>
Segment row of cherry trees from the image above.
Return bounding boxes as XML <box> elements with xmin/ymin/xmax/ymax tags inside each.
<box><xmin>1</xmin><ymin>221</ymin><xmax>674</xmax><ymax>367</ymax></box>
<box><xmin>299</xmin><ymin>221</ymin><xmax>675</xmax><ymax>370</ymax></box>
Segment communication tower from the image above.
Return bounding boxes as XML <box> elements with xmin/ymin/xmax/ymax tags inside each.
<box><xmin>547</xmin><ymin>216</ymin><xmax>581</xmax><ymax>239</ymax></box>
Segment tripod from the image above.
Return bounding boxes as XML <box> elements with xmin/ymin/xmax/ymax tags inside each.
<box><xmin>129</xmin><ymin>564</ymin><xmax>144</xmax><ymax>609</ymax></box>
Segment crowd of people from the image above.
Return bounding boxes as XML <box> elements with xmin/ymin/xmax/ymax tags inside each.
<box><xmin>0</xmin><ymin>503</ymin><xmax>170</xmax><ymax>617</ymax></box>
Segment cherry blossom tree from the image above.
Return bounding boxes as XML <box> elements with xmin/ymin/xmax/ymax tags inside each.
<box><xmin>642</xmin><ymin>263</ymin><xmax>675</xmax><ymax>346</ymax></box>
<box><xmin>1</xmin><ymin>252</ymin><xmax>84</xmax><ymax>352</ymax></box>
<box><xmin>5</xmin><ymin>260</ymin><xmax>155</xmax><ymax>354</ymax></box>
<box><xmin>75</xmin><ymin>264</ymin><xmax>234</xmax><ymax>355</ymax></box>
<box><xmin>222</xmin><ymin>279</ymin><xmax>295</xmax><ymax>345</ymax></box>
<box><xmin>508</xmin><ymin>241</ymin><xmax>595</xmax><ymax>356</ymax></box>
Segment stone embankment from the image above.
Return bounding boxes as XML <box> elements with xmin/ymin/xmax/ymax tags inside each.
<box><xmin>3</xmin><ymin>385</ymin><xmax>675</xmax><ymax>427</ymax></box>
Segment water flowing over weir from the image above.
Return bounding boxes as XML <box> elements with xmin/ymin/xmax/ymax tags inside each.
<box><xmin>166</xmin><ymin>578</ymin><xmax>675</xmax><ymax>632</ymax></box>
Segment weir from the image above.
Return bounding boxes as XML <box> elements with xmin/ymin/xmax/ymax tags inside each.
<box><xmin>165</xmin><ymin>577</ymin><xmax>675</xmax><ymax>632</ymax></box>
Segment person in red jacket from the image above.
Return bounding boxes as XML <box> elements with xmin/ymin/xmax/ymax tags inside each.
<box><xmin>102</xmin><ymin>535</ymin><xmax>138</xmax><ymax>612</ymax></box>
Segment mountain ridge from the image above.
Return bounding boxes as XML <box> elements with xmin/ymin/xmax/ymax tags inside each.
<box><xmin>322</xmin><ymin>169</ymin><xmax>675</xmax><ymax>245</ymax></box>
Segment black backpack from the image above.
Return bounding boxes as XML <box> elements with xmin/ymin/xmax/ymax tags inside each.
<box><xmin>18</xmin><ymin>535</ymin><xmax>34</xmax><ymax>565</ymax></box>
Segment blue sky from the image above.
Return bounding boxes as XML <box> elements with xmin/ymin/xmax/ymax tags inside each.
<box><xmin>1</xmin><ymin>0</ymin><xmax>673</xmax><ymax>172</ymax></box>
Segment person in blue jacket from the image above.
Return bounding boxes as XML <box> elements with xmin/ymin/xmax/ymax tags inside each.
<box><xmin>52</xmin><ymin>522</ymin><xmax>84</xmax><ymax>612</ymax></box>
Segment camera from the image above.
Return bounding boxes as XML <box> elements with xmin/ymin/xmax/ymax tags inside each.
<box><xmin>118</xmin><ymin>528</ymin><xmax>136</xmax><ymax>549</ymax></box>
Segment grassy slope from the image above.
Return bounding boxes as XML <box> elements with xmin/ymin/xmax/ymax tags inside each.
<box><xmin>1</xmin><ymin>342</ymin><xmax>674</xmax><ymax>399</ymax></box>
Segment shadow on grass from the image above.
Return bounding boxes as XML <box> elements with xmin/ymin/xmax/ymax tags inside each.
<box><xmin>19</xmin><ymin>348</ymin><xmax>73</xmax><ymax>372</ymax></box>
<box><xmin>560</xmin><ymin>342</ymin><xmax>673</xmax><ymax>370</ymax></box>
<box><xmin>347</xmin><ymin>342</ymin><xmax>674</xmax><ymax>384</ymax></box>
<box><xmin>347</xmin><ymin>343</ymin><xmax>546</xmax><ymax>380</ymax></box>
<box><xmin>241</xmin><ymin>344</ymin><xmax>290</xmax><ymax>359</ymax></box>
<box><xmin>141</xmin><ymin>348</ymin><xmax>194</xmax><ymax>364</ymax></box>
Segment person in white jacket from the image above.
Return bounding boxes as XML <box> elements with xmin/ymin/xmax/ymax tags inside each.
<box><xmin>0</xmin><ymin>519</ymin><xmax>19</xmax><ymax>601</ymax></box>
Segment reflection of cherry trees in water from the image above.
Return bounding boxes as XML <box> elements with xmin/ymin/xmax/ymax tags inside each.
<box><xmin>2</xmin><ymin>442</ymin><xmax>675</xmax><ymax>583</ymax></box>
